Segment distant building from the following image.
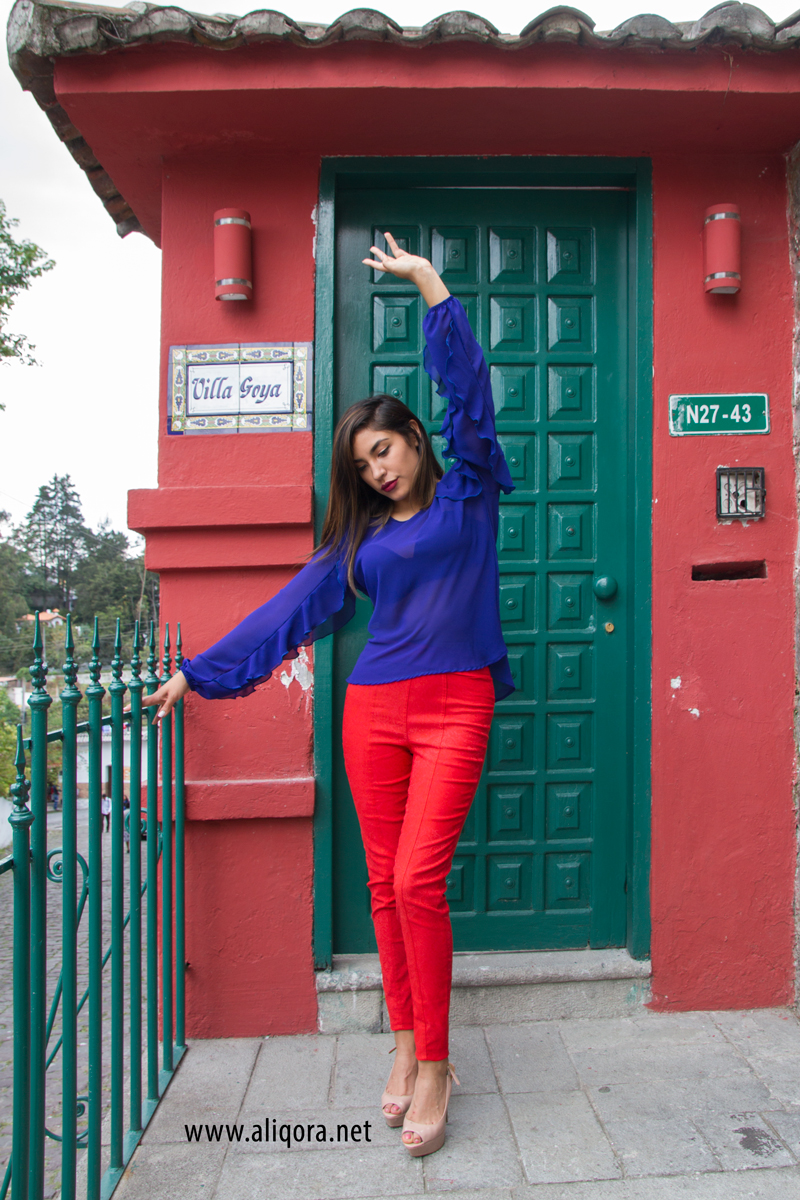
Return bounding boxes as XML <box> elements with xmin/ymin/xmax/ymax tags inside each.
<box><xmin>0</xmin><ymin>675</ymin><xmax>28</xmax><ymax>715</ymax></box>
<box><xmin>20</xmin><ymin>609</ymin><xmax>65</xmax><ymax>628</ymax></box>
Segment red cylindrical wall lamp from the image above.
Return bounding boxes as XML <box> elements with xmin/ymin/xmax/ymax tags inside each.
<box><xmin>214</xmin><ymin>208</ymin><xmax>253</xmax><ymax>301</ymax></box>
<box><xmin>703</xmin><ymin>204</ymin><xmax>741</xmax><ymax>294</ymax></box>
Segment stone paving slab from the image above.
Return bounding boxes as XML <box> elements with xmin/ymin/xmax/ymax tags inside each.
<box><xmin>109</xmin><ymin>1141</ymin><xmax>228</xmax><ymax>1200</ymax></box>
<box><xmin>144</xmin><ymin>1037</ymin><xmax>261</xmax><ymax>1144</ymax></box>
<box><xmin>557</xmin><ymin>1012</ymin><xmax>722</xmax><ymax>1052</ymax></box>
<box><xmin>108</xmin><ymin>1005</ymin><xmax>800</xmax><ymax>1198</ymax></box>
<box><xmin>212</xmin><ymin>1144</ymin><xmax>425</xmax><ymax>1200</ymax></box>
<box><xmin>505</xmin><ymin>1091</ymin><xmax>622</xmax><ymax>1185</ymax></box>
<box><xmin>690</xmin><ymin>1108</ymin><xmax>795</xmax><ymax>1172</ymax></box>
<box><xmin>485</xmin><ymin>1023</ymin><xmax>580</xmax><ymax>1094</ymax></box>
<box><xmin>511</xmin><ymin>1169</ymin><xmax>800</xmax><ymax>1198</ymax></box>
<box><xmin>597</xmin><ymin>1112</ymin><xmax>717</xmax><ymax>1177</ymax></box>
<box><xmin>422</xmin><ymin>1093</ymin><xmax>524</xmax><ymax>1192</ymax></box>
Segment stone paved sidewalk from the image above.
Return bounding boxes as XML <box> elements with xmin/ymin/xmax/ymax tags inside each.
<box><xmin>113</xmin><ymin>1006</ymin><xmax>800</xmax><ymax>1200</ymax></box>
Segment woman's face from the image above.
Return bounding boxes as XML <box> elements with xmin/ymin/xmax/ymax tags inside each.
<box><xmin>351</xmin><ymin>423</ymin><xmax>421</xmax><ymax>508</ymax></box>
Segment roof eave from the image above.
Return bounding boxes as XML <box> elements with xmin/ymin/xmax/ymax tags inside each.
<box><xmin>9</xmin><ymin>0</ymin><xmax>800</xmax><ymax>239</ymax></box>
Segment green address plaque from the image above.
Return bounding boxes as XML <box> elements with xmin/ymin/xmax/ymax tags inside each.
<box><xmin>669</xmin><ymin>393</ymin><xmax>770</xmax><ymax>436</ymax></box>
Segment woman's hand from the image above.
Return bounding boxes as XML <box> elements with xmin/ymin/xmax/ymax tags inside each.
<box><xmin>363</xmin><ymin>232</ymin><xmax>450</xmax><ymax>307</ymax></box>
<box><xmin>141</xmin><ymin>670</ymin><xmax>190</xmax><ymax>722</ymax></box>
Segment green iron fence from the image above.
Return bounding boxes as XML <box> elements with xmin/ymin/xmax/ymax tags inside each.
<box><xmin>1</xmin><ymin>613</ymin><xmax>186</xmax><ymax>1200</ymax></box>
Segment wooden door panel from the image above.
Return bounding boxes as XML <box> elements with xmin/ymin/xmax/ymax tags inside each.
<box><xmin>332</xmin><ymin>187</ymin><xmax>629</xmax><ymax>952</ymax></box>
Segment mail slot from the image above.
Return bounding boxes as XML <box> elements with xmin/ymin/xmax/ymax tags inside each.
<box><xmin>692</xmin><ymin>561</ymin><xmax>767</xmax><ymax>581</ymax></box>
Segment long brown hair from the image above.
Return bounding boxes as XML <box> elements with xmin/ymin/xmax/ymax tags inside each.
<box><xmin>318</xmin><ymin>394</ymin><xmax>443</xmax><ymax>591</ymax></box>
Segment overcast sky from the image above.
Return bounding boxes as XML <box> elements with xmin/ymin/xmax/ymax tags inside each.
<box><xmin>2</xmin><ymin>0</ymin><xmax>798</xmax><ymax>538</ymax></box>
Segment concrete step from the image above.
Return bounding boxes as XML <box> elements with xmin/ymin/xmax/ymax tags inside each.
<box><xmin>316</xmin><ymin>947</ymin><xmax>652</xmax><ymax>1034</ymax></box>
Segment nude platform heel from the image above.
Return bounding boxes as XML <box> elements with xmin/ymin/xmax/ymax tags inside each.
<box><xmin>402</xmin><ymin>1062</ymin><xmax>460</xmax><ymax>1157</ymax></box>
<box><xmin>382</xmin><ymin>1047</ymin><xmax>415</xmax><ymax>1128</ymax></box>
<box><xmin>381</xmin><ymin>1090</ymin><xmax>414</xmax><ymax>1127</ymax></box>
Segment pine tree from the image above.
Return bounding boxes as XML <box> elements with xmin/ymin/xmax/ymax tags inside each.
<box><xmin>17</xmin><ymin>475</ymin><xmax>89</xmax><ymax>611</ymax></box>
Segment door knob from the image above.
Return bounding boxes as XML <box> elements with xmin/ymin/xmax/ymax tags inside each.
<box><xmin>593</xmin><ymin>575</ymin><xmax>618</xmax><ymax>600</ymax></box>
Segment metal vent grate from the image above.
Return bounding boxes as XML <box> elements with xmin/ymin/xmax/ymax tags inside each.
<box><xmin>716</xmin><ymin>467</ymin><xmax>766</xmax><ymax>520</ymax></box>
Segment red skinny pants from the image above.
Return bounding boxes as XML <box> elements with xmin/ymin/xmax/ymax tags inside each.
<box><xmin>342</xmin><ymin>669</ymin><xmax>495</xmax><ymax>1061</ymax></box>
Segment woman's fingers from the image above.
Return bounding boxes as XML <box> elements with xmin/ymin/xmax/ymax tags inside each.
<box><xmin>384</xmin><ymin>231</ymin><xmax>404</xmax><ymax>257</ymax></box>
<box><xmin>141</xmin><ymin>687</ymin><xmax>173</xmax><ymax>721</ymax></box>
<box><xmin>363</xmin><ymin>244</ymin><xmax>394</xmax><ymax>272</ymax></box>
<box><xmin>138</xmin><ymin>672</ymin><xmax>188</xmax><ymax>722</ymax></box>
<box><xmin>150</xmin><ymin>695</ymin><xmax>173</xmax><ymax>722</ymax></box>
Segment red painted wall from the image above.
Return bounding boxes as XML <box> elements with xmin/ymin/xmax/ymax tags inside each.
<box><xmin>130</xmin><ymin>154</ymin><xmax>322</xmax><ymax>1037</ymax></box>
<box><xmin>55</xmin><ymin>43</ymin><xmax>794</xmax><ymax>1029</ymax></box>
<box><xmin>649</xmin><ymin>153</ymin><xmax>796</xmax><ymax>1010</ymax></box>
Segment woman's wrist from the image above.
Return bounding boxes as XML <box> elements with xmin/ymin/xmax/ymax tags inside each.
<box><xmin>412</xmin><ymin>265</ymin><xmax>450</xmax><ymax>308</ymax></box>
<box><xmin>175</xmin><ymin>667</ymin><xmax>193</xmax><ymax>693</ymax></box>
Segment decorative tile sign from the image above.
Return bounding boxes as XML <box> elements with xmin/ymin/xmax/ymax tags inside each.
<box><xmin>669</xmin><ymin>393</ymin><xmax>769</xmax><ymax>436</ymax></box>
<box><xmin>168</xmin><ymin>342</ymin><xmax>313</xmax><ymax>434</ymax></box>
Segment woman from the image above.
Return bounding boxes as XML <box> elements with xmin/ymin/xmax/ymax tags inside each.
<box><xmin>143</xmin><ymin>233</ymin><xmax>515</xmax><ymax>1156</ymax></box>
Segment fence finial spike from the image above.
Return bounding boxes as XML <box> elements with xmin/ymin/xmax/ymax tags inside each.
<box><xmin>111</xmin><ymin>617</ymin><xmax>123</xmax><ymax>683</ymax></box>
<box><xmin>131</xmin><ymin>625</ymin><xmax>141</xmax><ymax>681</ymax></box>
<box><xmin>89</xmin><ymin>616</ymin><xmax>102</xmax><ymax>686</ymax></box>
<box><xmin>13</xmin><ymin>722</ymin><xmax>25</xmax><ymax>773</ymax></box>
<box><xmin>131</xmin><ymin>620</ymin><xmax>141</xmax><ymax>681</ymax></box>
<box><xmin>176</xmin><ymin>621</ymin><xmax>182</xmax><ymax>661</ymax></box>
<box><xmin>9</xmin><ymin>725</ymin><xmax>31</xmax><ymax>821</ymax></box>
<box><xmin>146</xmin><ymin>620</ymin><xmax>159</xmax><ymax>687</ymax></box>
<box><xmin>63</xmin><ymin>614</ymin><xmax>78</xmax><ymax>691</ymax></box>
<box><xmin>161</xmin><ymin>622</ymin><xmax>172</xmax><ymax>683</ymax></box>
<box><xmin>30</xmin><ymin>610</ymin><xmax>47</xmax><ymax>694</ymax></box>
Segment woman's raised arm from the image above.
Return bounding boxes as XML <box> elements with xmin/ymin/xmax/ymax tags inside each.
<box><xmin>362</xmin><ymin>232</ymin><xmax>450</xmax><ymax>306</ymax></box>
<box><xmin>364</xmin><ymin>232</ymin><xmax>513</xmax><ymax>497</ymax></box>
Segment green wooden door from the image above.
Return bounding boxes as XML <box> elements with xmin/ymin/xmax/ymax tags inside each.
<box><xmin>331</xmin><ymin>186</ymin><xmax>630</xmax><ymax>953</ymax></box>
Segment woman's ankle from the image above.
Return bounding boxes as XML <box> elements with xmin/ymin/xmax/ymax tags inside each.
<box><xmin>392</xmin><ymin>1030</ymin><xmax>417</xmax><ymax>1061</ymax></box>
<box><xmin>415</xmin><ymin>1057</ymin><xmax>448</xmax><ymax>1079</ymax></box>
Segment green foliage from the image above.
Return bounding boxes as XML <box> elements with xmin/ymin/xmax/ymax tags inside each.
<box><xmin>0</xmin><ymin>198</ymin><xmax>55</xmax><ymax>375</ymax></box>
<box><xmin>0</xmin><ymin>687</ymin><xmax>21</xmax><ymax>798</ymax></box>
<box><xmin>0</xmin><ymin>723</ymin><xmax>16</xmax><ymax>799</ymax></box>
<box><xmin>0</xmin><ymin>479</ymin><xmax>159</xmax><ymax>675</ymax></box>
<box><xmin>0</xmin><ymin>511</ymin><xmax>28</xmax><ymax>630</ymax></box>
<box><xmin>73</xmin><ymin>521</ymin><xmax>158</xmax><ymax>660</ymax></box>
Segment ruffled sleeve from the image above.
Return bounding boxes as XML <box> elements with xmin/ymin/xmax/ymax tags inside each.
<box><xmin>423</xmin><ymin>295</ymin><xmax>515</xmax><ymax>500</ymax></box>
<box><xmin>180</xmin><ymin>550</ymin><xmax>355</xmax><ymax>699</ymax></box>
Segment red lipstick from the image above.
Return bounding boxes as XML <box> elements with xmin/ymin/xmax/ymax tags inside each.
<box><xmin>382</xmin><ymin>479</ymin><xmax>398</xmax><ymax>493</ymax></box>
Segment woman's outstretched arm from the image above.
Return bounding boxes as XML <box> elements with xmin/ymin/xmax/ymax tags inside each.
<box><xmin>142</xmin><ymin>550</ymin><xmax>356</xmax><ymax>720</ymax></box>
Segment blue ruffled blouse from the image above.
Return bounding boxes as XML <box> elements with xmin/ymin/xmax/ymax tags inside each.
<box><xmin>181</xmin><ymin>296</ymin><xmax>517</xmax><ymax>701</ymax></box>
